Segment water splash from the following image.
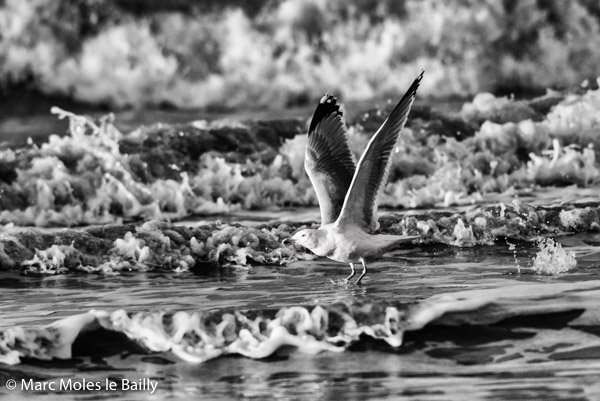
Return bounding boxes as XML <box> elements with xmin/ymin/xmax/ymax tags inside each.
<box><xmin>506</xmin><ymin>240</ymin><xmax>521</xmax><ymax>274</ymax></box>
<box><xmin>531</xmin><ymin>238</ymin><xmax>577</xmax><ymax>275</ymax></box>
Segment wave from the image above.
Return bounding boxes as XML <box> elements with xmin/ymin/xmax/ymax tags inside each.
<box><xmin>0</xmin><ymin>195</ymin><xmax>596</xmax><ymax>274</ymax></box>
<box><xmin>2</xmin><ymin>1</ymin><xmax>600</xmax><ymax>108</ymax></box>
<box><xmin>1</xmin><ymin>281</ymin><xmax>598</xmax><ymax>366</ymax></box>
<box><xmin>1</xmin><ymin>85</ymin><xmax>599</xmax><ymax>227</ymax></box>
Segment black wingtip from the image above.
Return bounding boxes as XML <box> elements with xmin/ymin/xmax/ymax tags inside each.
<box><xmin>309</xmin><ymin>93</ymin><xmax>344</xmax><ymax>134</ymax></box>
<box><xmin>407</xmin><ymin>70</ymin><xmax>424</xmax><ymax>99</ymax></box>
<box><xmin>389</xmin><ymin>70</ymin><xmax>424</xmax><ymax>115</ymax></box>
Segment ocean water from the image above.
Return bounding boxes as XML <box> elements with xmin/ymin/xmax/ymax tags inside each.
<box><xmin>1</xmin><ymin>93</ymin><xmax>599</xmax><ymax>399</ymax></box>
<box><xmin>1</xmin><ymin>219</ymin><xmax>599</xmax><ymax>400</ymax></box>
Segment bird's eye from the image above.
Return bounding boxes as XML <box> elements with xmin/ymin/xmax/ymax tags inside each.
<box><xmin>302</xmin><ymin>234</ymin><xmax>306</xmax><ymax>237</ymax></box>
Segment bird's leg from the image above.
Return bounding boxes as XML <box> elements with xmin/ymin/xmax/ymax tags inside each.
<box><xmin>344</xmin><ymin>262</ymin><xmax>356</xmax><ymax>283</ymax></box>
<box><xmin>355</xmin><ymin>258</ymin><xmax>368</xmax><ymax>285</ymax></box>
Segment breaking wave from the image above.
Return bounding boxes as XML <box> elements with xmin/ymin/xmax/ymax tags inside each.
<box><xmin>1</xmin><ymin>1</ymin><xmax>600</xmax><ymax>108</ymax></box>
<box><xmin>2</xmin><ymin>281</ymin><xmax>599</xmax><ymax>366</ymax></box>
<box><xmin>0</xmin><ymin>197</ymin><xmax>597</xmax><ymax>274</ymax></box>
<box><xmin>1</xmin><ymin>84</ymin><xmax>600</xmax><ymax>227</ymax></box>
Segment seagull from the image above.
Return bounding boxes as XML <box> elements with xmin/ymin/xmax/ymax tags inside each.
<box><xmin>289</xmin><ymin>72</ymin><xmax>423</xmax><ymax>284</ymax></box>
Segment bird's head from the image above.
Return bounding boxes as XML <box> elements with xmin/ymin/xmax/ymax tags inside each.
<box><xmin>289</xmin><ymin>228</ymin><xmax>321</xmax><ymax>250</ymax></box>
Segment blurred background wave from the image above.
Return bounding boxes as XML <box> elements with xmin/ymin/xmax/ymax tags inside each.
<box><xmin>1</xmin><ymin>0</ymin><xmax>599</xmax><ymax>110</ymax></box>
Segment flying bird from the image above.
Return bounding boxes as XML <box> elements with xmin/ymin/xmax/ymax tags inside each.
<box><xmin>289</xmin><ymin>72</ymin><xmax>423</xmax><ymax>284</ymax></box>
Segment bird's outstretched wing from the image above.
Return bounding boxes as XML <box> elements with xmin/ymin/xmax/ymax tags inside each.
<box><xmin>336</xmin><ymin>71</ymin><xmax>423</xmax><ymax>232</ymax></box>
<box><xmin>305</xmin><ymin>94</ymin><xmax>356</xmax><ymax>226</ymax></box>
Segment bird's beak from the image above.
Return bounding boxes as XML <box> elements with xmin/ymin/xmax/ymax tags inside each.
<box><xmin>282</xmin><ymin>238</ymin><xmax>294</xmax><ymax>246</ymax></box>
